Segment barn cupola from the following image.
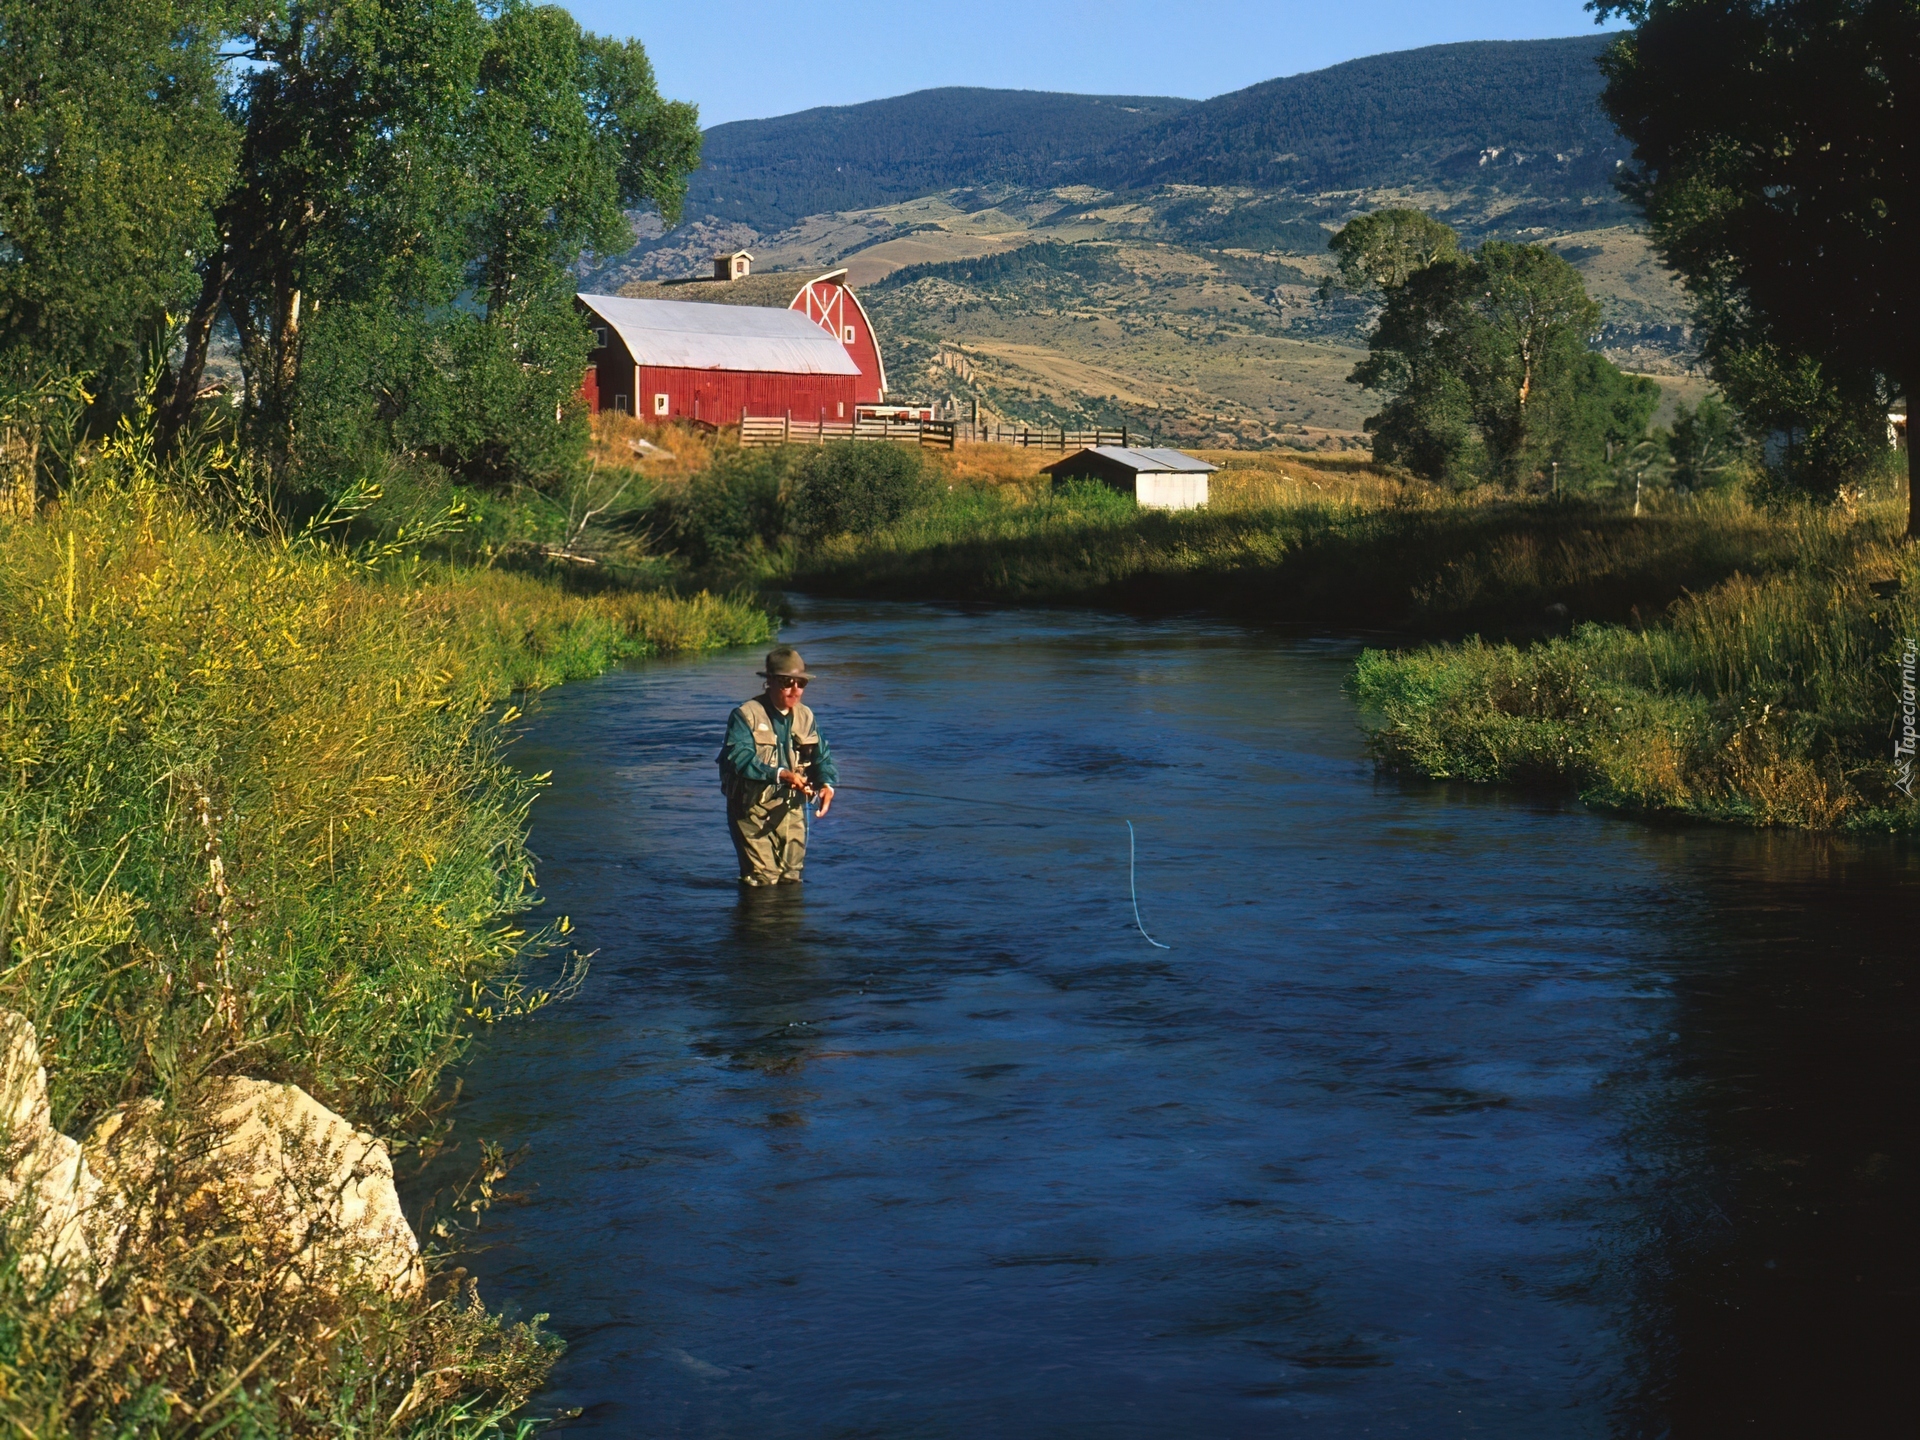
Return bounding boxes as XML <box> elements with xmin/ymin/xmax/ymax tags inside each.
<box><xmin>713</xmin><ymin>250</ymin><xmax>753</xmax><ymax>281</ymax></box>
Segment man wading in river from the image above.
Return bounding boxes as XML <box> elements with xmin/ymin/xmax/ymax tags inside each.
<box><xmin>718</xmin><ymin>647</ymin><xmax>838</xmax><ymax>886</ymax></box>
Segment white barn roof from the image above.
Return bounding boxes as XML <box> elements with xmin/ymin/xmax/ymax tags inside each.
<box><xmin>578</xmin><ymin>292</ymin><xmax>860</xmax><ymax>375</ymax></box>
<box><xmin>1044</xmin><ymin>445</ymin><xmax>1219</xmax><ymax>475</ymax></box>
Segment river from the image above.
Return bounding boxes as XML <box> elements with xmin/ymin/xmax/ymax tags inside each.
<box><xmin>441</xmin><ymin>599</ymin><xmax>1915</xmax><ymax>1437</ymax></box>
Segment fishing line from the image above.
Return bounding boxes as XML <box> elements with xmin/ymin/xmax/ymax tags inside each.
<box><xmin>837</xmin><ymin>784</ymin><xmax>1173</xmax><ymax>950</ymax></box>
<box><xmin>1126</xmin><ymin>820</ymin><xmax>1171</xmax><ymax>950</ymax></box>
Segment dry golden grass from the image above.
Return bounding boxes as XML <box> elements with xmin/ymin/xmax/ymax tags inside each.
<box><xmin>933</xmin><ymin>442</ymin><xmax>1053</xmax><ymax>496</ymax></box>
<box><xmin>1196</xmin><ymin>449</ymin><xmax>1406</xmax><ymax>511</ymax></box>
<box><xmin>931</xmin><ymin>441</ymin><xmax>1403</xmax><ymax>510</ymax></box>
<box><xmin>586</xmin><ymin>412</ymin><xmax>735</xmax><ymax>488</ymax></box>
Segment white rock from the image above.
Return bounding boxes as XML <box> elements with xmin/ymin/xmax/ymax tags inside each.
<box><xmin>86</xmin><ymin>1077</ymin><xmax>424</xmax><ymax>1299</ymax></box>
<box><xmin>4</xmin><ymin>1007</ymin><xmax>423</xmax><ymax>1302</ymax></box>
<box><xmin>0</xmin><ymin>1010</ymin><xmax>109</xmax><ymax>1289</ymax></box>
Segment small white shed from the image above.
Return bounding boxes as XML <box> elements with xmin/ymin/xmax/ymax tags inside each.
<box><xmin>1041</xmin><ymin>445</ymin><xmax>1217</xmax><ymax>510</ymax></box>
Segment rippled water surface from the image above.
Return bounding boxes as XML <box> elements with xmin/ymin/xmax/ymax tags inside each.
<box><xmin>442</xmin><ymin>601</ymin><xmax>1916</xmax><ymax>1438</ymax></box>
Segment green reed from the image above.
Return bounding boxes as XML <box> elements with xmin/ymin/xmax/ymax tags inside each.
<box><xmin>0</xmin><ymin>475</ymin><xmax>770</xmax><ymax>1434</ymax></box>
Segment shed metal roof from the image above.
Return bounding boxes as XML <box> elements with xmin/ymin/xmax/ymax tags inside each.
<box><xmin>577</xmin><ymin>292</ymin><xmax>861</xmax><ymax>375</ymax></box>
<box><xmin>1043</xmin><ymin>445</ymin><xmax>1219</xmax><ymax>475</ymax></box>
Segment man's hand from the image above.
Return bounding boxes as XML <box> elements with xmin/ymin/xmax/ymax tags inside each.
<box><xmin>777</xmin><ymin>767</ymin><xmax>811</xmax><ymax>795</ymax></box>
<box><xmin>813</xmin><ymin>785</ymin><xmax>834</xmax><ymax>817</ymax></box>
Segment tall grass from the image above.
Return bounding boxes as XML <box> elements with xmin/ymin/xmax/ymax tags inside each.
<box><xmin>1353</xmin><ymin>499</ymin><xmax>1916</xmax><ymax>829</ymax></box>
<box><xmin>0</xmin><ymin>475</ymin><xmax>771</xmax><ymax>1432</ymax></box>
<box><xmin>790</xmin><ymin>476</ymin><xmax>1831</xmax><ymax>637</ymax></box>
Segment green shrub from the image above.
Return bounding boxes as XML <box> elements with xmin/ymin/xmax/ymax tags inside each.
<box><xmin>789</xmin><ymin>441</ymin><xmax>937</xmax><ymax>538</ymax></box>
<box><xmin>675</xmin><ymin>447</ymin><xmax>792</xmax><ymax>563</ymax></box>
<box><xmin>293</xmin><ymin>300</ymin><xmax>591</xmax><ymax>496</ymax></box>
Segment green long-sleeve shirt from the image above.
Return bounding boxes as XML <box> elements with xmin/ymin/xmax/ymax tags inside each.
<box><xmin>719</xmin><ymin>704</ymin><xmax>838</xmax><ymax>789</ymax></box>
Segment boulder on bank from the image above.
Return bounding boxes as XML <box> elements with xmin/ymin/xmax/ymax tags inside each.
<box><xmin>0</xmin><ymin>1009</ymin><xmax>109</xmax><ymax>1288</ymax></box>
<box><xmin>1</xmin><ymin>1009</ymin><xmax>422</xmax><ymax>1301</ymax></box>
<box><xmin>86</xmin><ymin>1078</ymin><xmax>425</xmax><ymax>1300</ymax></box>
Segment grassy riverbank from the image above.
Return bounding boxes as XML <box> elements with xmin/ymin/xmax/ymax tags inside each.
<box><xmin>1353</xmin><ymin>499</ymin><xmax>1918</xmax><ymax>830</ymax></box>
<box><xmin>632</xmin><ymin>423</ymin><xmax>1912</xmax><ymax>832</ymax></box>
<box><xmin>792</xmin><ymin>461</ymin><xmax>1825</xmax><ymax>637</ymax></box>
<box><xmin>0</xmin><ymin>482</ymin><xmax>769</xmax><ymax>1434</ymax></box>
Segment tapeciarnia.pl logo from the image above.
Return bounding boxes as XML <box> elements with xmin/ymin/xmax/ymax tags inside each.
<box><xmin>1897</xmin><ymin>637</ymin><xmax>1917</xmax><ymax>798</ymax></box>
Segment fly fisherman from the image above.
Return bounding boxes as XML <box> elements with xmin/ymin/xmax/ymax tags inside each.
<box><xmin>717</xmin><ymin>647</ymin><xmax>838</xmax><ymax>886</ymax></box>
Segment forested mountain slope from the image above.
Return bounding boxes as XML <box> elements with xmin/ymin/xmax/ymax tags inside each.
<box><xmin>1080</xmin><ymin>35</ymin><xmax>1622</xmax><ymax>193</ymax></box>
<box><xmin>688</xmin><ymin>89</ymin><xmax>1195</xmax><ymax>229</ymax></box>
<box><xmin>668</xmin><ymin>35</ymin><xmax>1619</xmax><ymax>241</ymax></box>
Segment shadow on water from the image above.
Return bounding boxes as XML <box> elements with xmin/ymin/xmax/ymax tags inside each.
<box><xmin>1607</xmin><ymin>835</ymin><xmax>1917</xmax><ymax>1438</ymax></box>
<box><xmin>423</xmin><ymin>600</ymin><xmax>1915</xmax><ymax>1439</ymax></box>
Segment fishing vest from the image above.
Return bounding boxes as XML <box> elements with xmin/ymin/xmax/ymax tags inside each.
<box><xmin>719</xmin><ymin>697</ymin><xmax>818</xmax><ymax>806</ymax></box>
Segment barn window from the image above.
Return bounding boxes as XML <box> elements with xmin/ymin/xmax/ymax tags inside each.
<box><xmin>842</xmin><ymin>325</ymin><xmax>856</xmax><ymax>344</ymax></box>
<box><xmin>593</xmin><ymin>326</ymin><xmax>607</xmax><ymax>348</ymax></box>
<box><xmin>613</xmin><ymin>394</ymin><xmax>628</xmax><ymax>414</ymax></box>
<box><xmin>837</xmin><ymin>402</ymin><xmax>845</xmax><ymax>418</ymax></box>
<box><xmin>653</xmin><ymin>393</ymin><xmax>670</xmax><ymax>416</ymax></box>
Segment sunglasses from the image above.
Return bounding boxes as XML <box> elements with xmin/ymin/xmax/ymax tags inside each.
<box><xmin>770</xmin><ymin>675</ymin><xmax>809</xmax><ymax>689</ymax></box>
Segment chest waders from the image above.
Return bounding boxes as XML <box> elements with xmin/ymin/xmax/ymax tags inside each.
<box><xmin>723</xmin><ymin>698</ymin><xmax>820</xmax><ymax>883</ymax></box>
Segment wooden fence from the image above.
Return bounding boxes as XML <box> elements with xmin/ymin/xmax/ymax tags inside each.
<box><xmin>740</xmin><ymin>416</ymin><xmax>957</xmax><ymax>449</ymax></box>
<box><xmin>739</xmin><ymin>416</ymin><xmax>1135</xmax><ymax>452</ymax></box>
<box><xmin>959</xmin><ymin>424</ymin><xmax>1131</xmax><ymax>450</ymax></box>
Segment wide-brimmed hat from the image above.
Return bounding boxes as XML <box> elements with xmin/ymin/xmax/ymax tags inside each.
<box><xmin>758</xmin><ymin>647</ymin><xmax>815</xmax><ymax>680</ymax></box>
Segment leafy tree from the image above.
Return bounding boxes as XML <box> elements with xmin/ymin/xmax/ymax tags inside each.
<box><xmin>1452</xmin><ymin>241</ymin><xmax>1606</xmax><ymax>481</ymax></box>
<box><xmin>1710</xmin><ymin>339</ymin><xmax>1888</xmax><ymax>497</ymax></box>
<box><xmin>1327</xmin><ymin>208</ymin><xmax>1458</xmax><ymax>293</ymax></box>
<box><xmin>1349</xmin><ymin>251</ymin><xmax>1484</xmax><ymax>481</ymax></box>
<box><xmin>0</xmin><ymin>0</ymin><xmax>235</xmax><ymax>407</ymax></box>
<box><xmin>1340</xmin><ymin>214</ymin><xmax>1645</xmax><ymax>487</ymax></box>
<box><xmin>164</xmin><ymin>0</ymin><xmax>489</xmax><ymax>449</ymax></box>
<box><xmin>163</xmin><ymin>0</ymin><xmax>700</xmax><ymax>490</ymax></box>
<box><xmin>470</xmin><ymin>4</ymin><xmax>698</xmax><ymax>320</ymax></box>
<box><xmin>1593</xmin><ymin>0</ymin><xmax>1917</xmax><ymax>519</ymax></box>
<box><xmin>1539</xmin><ymin>348</ymin><xmax>1663</xmax><ymax>486</ymax></box>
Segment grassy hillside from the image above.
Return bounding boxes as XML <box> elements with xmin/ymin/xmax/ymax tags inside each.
<box><xmin>594</xmin><ymin>190</ymin><xmax>1696</xmax><ymax>450</ymax></box>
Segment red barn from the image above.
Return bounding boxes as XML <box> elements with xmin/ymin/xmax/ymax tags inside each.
<box><xmin>582</xmin><ymin>264</ymin><xmax>889</xmax><ymax>422</ymax></box>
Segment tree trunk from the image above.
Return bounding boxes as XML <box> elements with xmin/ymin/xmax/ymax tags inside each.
<box><xmin>158</xmin><ymin>245</ymin><xmax>232</xmax><ymax>447</ymax></box>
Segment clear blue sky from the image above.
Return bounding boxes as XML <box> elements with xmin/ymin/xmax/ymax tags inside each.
<box><xmin>562</xmin><ymin>1</ymin><xmax>1622</xmax><ymax>127</ymax></box>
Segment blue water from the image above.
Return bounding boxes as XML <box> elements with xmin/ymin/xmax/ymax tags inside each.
<box><xmin>436</xmin><ymin>600</ymin><xmax>1916</xmax><ymax>1438</ymax></box>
